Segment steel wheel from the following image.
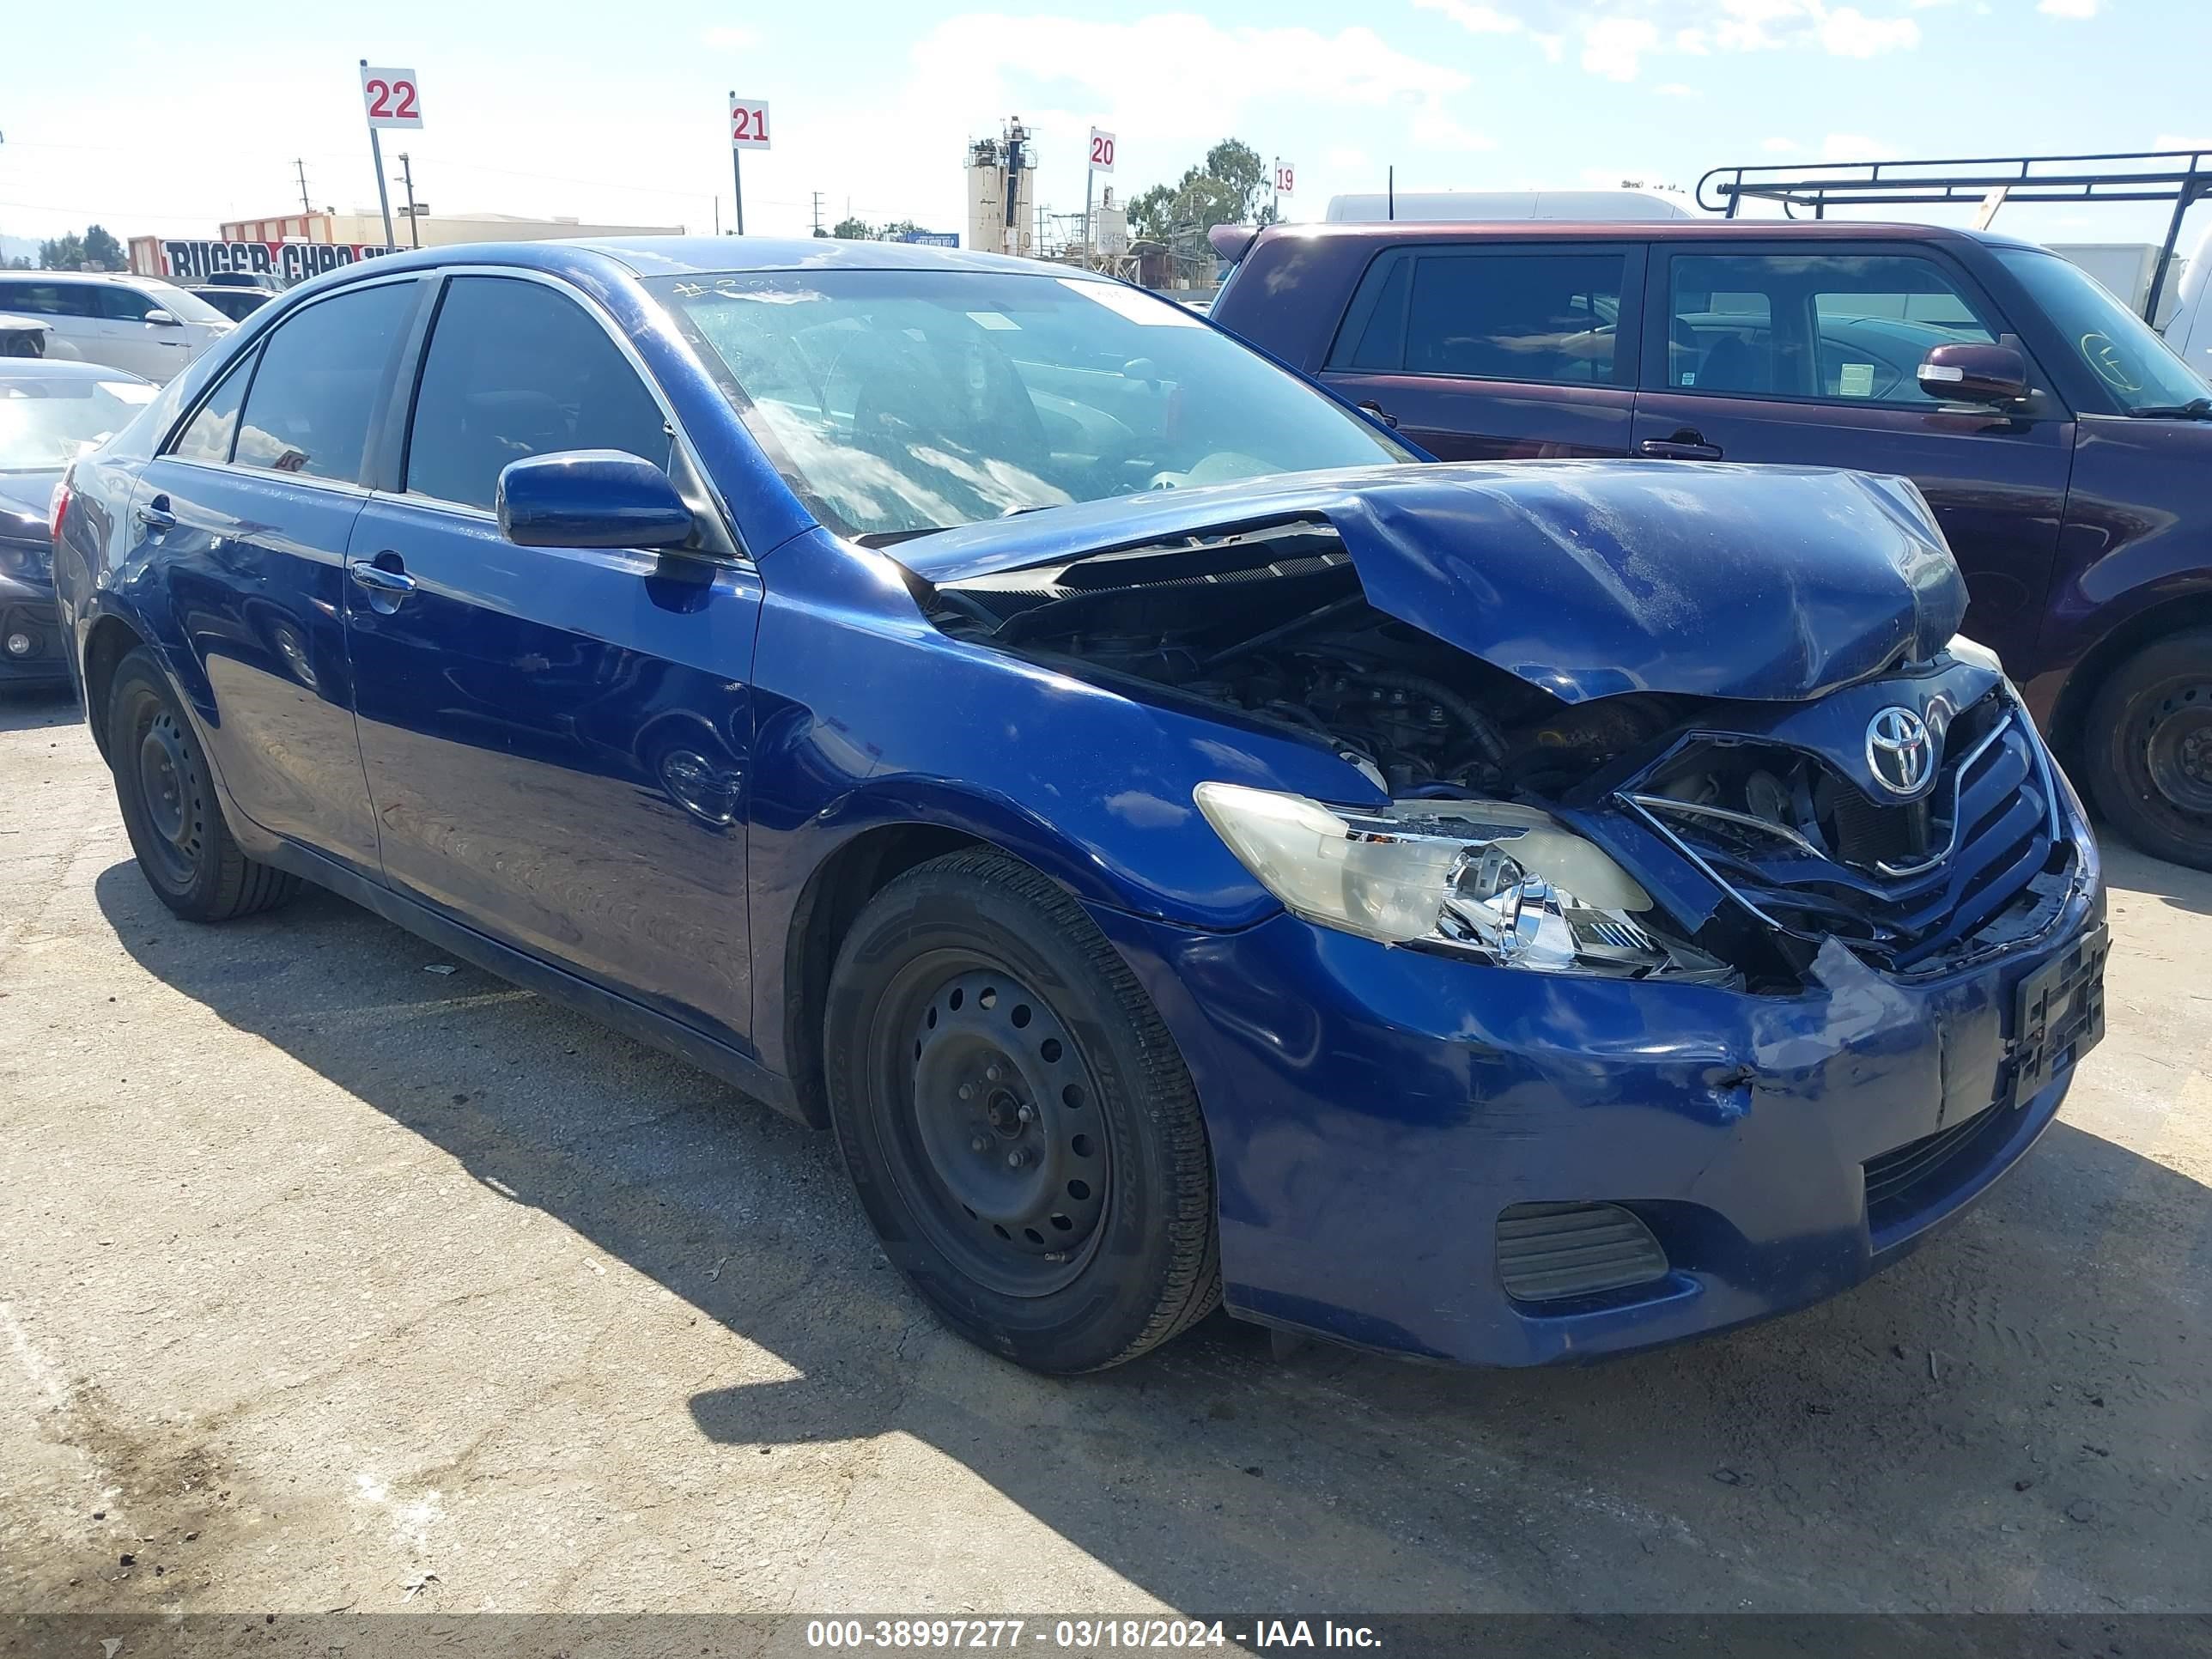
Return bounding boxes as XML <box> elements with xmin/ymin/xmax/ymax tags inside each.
<box><xmin>872</xmin><ymin>957</ymin><xmax>1111</xmax><ymax>1297</ymax></box>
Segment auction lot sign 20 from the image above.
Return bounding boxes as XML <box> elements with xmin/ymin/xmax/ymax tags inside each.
<box><xmin>157</xmin><ymin>240</ymin><xmax>401</xmax><ymax>286</ymax></box>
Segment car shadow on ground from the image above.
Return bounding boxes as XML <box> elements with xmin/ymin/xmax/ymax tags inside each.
<box><xmin>93</xmin><ymin>858</ymin><xmax>2212</xmax><ymax>1612</ymax></box>
<box><xmin>0</xmin><ymin>685</ymin><xmax>78</xmax><ymax>735</ymax></box>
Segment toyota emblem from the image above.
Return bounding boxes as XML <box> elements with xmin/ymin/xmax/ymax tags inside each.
<box><xmin>1867</xmin><ymin>706</ymin><xmax>1936</xmax><ymax>795</ymax></box>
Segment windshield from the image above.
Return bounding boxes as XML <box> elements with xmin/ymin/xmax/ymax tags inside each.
<box><xmin>0</xmin><ymin>376</ymin><xmax>159</xmax><ymax>471</ymax></box>
<box><xmin>654</xmin><ymin>269</ymin><xmax>1410</xmax><ymax>539</ymax></box>
<box><xmin>137</xmin><ymin>281</ymin><xmax>231</xmax><ymax>326</ymax></box>
<box><xmin>1994</xmin><ymin>247</ymin><xmax>2209</xmax><ymax>414</ymax></box>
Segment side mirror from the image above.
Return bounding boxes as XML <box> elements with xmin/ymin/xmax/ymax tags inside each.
<box><xmin>496</xmin><ymin>450</ymin><xmax>696</xmax><ymax>550</ymax></box>
<box><xmin>143</xmin><ymin>308</ymin><xmax>180</xmax><ymax>327</ymax></box>
<box><xmin>1918</xmin><ymin>342</ymin><xmax>2029</xmax><ymax>406</ymax></box>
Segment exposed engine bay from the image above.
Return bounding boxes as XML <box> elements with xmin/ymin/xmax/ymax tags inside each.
<box><xmin>910</xmin><ymin>515</ymin><xmax>2078</xmax><ymax>992</ymax></box>
<box><xmin>920</xmin><ymin>520</ymin><xmax>1682</xmax><ymax>802</ymax></box>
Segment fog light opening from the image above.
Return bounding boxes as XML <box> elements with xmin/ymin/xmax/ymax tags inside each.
<box><xmin>4</xmin><ymin>632</ymin><xmax>32</xmax><ymax>658</ymax></box>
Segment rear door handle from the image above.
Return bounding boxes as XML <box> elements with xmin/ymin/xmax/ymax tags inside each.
<box><xmin>347</xmin><ymin>557</ymin><xmax>417</xmax><ymax>599</ymax></box>
<box><xmin>1635</xmin><ymin>432</ymin><xmax>1724</xmax><ymax>461</ymax></box>
<box><xmin>133</xmin><ymin>496</ymin><xmax>176</xmax><ymax>532</ymax></box>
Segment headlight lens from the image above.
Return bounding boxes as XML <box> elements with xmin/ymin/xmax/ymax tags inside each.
<box><xmin>1194</xmin><ymin>781</ymin><xmax>1729</xmax><ymax>980</ymax></box>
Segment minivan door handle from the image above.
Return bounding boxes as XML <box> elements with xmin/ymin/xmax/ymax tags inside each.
<box><xmin>133</xmin><ymin>495</ymin><xmax>176</xmax><ymax>532</ymax></box>
<box><xmin>1636</xmin><ymin>430</ymin><xmax>1724</xmax><ymax>461</ymax></box>
<box><xmin>1356</xmin><ymin>400</ymin><xmax>1400</xmax><ymax>429</ymax></box>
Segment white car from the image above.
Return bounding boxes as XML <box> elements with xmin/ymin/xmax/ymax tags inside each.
<box><xmin>0</xmin><ymin>272</ymin><xmax>233</xmax><ymax>382</ymax></box>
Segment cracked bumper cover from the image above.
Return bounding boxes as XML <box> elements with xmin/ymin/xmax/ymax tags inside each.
<box><xmin>1087</xmin><ymin>836</ymin><xmax>2102</xmax><ymax>1368</ymax></box>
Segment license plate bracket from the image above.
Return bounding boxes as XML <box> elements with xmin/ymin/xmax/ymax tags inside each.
<box><xmin>2009</xmin><ymin>923</ymin><xmax>2107</xmax><ymax>1107</ymax></box>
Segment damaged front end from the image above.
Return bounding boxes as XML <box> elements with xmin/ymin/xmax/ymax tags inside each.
<box><xmin>898</xmin><ymin>462</ymin><xmax>2093</xmax><ymax>994</ymax></box>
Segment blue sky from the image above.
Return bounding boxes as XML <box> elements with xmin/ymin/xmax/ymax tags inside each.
<box><xmin>1</xmin><ymin>0</ymin><xmax>2206</xmax><ymax>252</ymax></box>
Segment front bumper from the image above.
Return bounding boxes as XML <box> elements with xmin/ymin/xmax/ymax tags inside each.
<box><xmin>0</xmin><ymin>574</ymin><xmax>68</xmax><ymax>687</ymax></box>
<box><xmin>1090</xmin><ymin>840</ymin><xmax>2103</xmax><ymax>1368</ymax></box>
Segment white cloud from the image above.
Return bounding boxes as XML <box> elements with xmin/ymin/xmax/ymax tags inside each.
<box><xmin>1675</xmin><ymin>27</ymin><xmax>1711</xmax><ymax>52</ymax></box>
<box><xmin>1655</xmin><ymin>82</ymin><xmax>1703</xmax><ymax>97</ymax></box>
<box><xmin>2038</xmin><ymin>0</ymin><xmax>2096</xmax><ymax>15</ymax></box>
<box><xmin>1762</xmin><ymin>136</ymin><xmax>1801</xmax><ymax>154</ymax></box>
<box><xmin>1413</xmin><ymin>0</ymin><xmax>1526</xmax><ymax>32</ymax></box>
<box><xmin>1822</xmin><ymin>132</ymin><xmax>1900</xmax><ymax>161</ymax></box>
<box><xmin>1819</xmin><ymin>6</ymin><xmax>1920</xmax><ymax>53</ymax></box>
<box><xmin>1582</xmin><ymin>16</ymin><xmax>1662</xmax><ymax>80</ymax></box>
<box><xmin>1411</xmin><ymin>107</ymin><xmax>1500</xmax><ymax>151</ymax></box>
<box><xmin>700</xmin><ymin>26</ymin><xmax>757</xmax><ymax>49</ymax></box>
<box><xmin>2155</xmin><ymin>135</ymin><xmax>2212</xmax><ymax>150</ymax></box>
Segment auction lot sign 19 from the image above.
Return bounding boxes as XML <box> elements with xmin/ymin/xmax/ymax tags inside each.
<box><xmin>156</xmin><ymin>240</ymin><xmax>401</xmax><ymax>286</ymax></box>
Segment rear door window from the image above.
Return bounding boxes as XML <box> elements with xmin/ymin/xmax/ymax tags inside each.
<box><xmin>403</xmin><ymin>276</ymin><xmax>672</xmax><ymax>513</ymax></box>
<box><xmin>1668</xmin><ymin>252</ymin><xmax>2000</xmax><ymax>404</ymax></box>
<box><xmin>233</xmin><ymin>281</ymin><xmax>416</xmax><ymax>483</ymax></box>
<box><xmin>1395</xmin><ymin>251</ymin><xmax>1627</xmax><ymax>385</ymax></box>
<box><xmin>169</xmin><ymin>349</ymin><xmax>259</xmax><ymax>465</ymax></box>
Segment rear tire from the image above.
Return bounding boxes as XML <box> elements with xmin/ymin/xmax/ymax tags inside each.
<box><xmin>824</xmin><ymin>849</ymin><xmax>1219</xmax><ymax>1373</ymax></box>
<box><xmin>2082</xmin><ymin>629</ymin><xmax>2212</xmax><ymax>872</ymax></box>
<box><xmin>106</xmin><ymin>647</ymin><xmax>300</xmax><ymax>921</ymax></box>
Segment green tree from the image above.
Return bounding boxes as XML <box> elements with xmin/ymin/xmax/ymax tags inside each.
<box><xmin>82</xmin><ymin>225</ymin><xmax>125</xmax><ymax>270</ymax></box>
<box><xmin>832</xmin><ymin>216</ymin><xmax>873</xmax><ymax>240</ymax></box>
<box><xmin>39</xmin><ymin>232</ymin><xmax>87</xmax><ymax>270</ymax></box>
<box><xmin>1125</xmin><ymin>138</ymin><xmax>1280</xmax><ymax>270</ymax></box>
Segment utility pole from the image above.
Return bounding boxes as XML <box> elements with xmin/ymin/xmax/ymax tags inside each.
<box><xmin>811</xmin><ymin>191</ymin><xmax>824</xmax><ymax>237</ymax></box>
<box><xmin>397</xmin><ymin>153</ymin><xmax>421</xmax><ymax>248</ymax></box>
<box><xmin>295</xmin><ymin>159</ymin><xmax>312</xmax><ymax>216</ymax></box>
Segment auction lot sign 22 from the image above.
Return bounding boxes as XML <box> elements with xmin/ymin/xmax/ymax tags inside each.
<box><xmin>156</xmin><ymin>240</ymin><xmax>401</xmax><ymax>286</ymax></box>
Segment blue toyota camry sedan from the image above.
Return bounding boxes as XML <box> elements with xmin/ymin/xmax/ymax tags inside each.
<box><xmin>52</xmin><ymin>238</ymin><xmax>2106</xmax><ymax>1373</ymax></box>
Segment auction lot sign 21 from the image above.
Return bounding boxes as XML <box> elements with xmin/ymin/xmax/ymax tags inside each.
<box><xmin>155</xmin><ymin>240</ymin><xmax>401</xmax><ymax>286</ymax></box>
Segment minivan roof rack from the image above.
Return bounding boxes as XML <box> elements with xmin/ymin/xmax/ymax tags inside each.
<box><xmin>1697</xmin><ymin>149</ymin><xmax>2212</xmax><ymax>324</ymax></box>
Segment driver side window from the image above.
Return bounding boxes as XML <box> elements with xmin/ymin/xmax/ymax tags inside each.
<box><xmin>404</xmin><ymin>276</ymin><xmax>672</xmax><ymax>513</ymax></box>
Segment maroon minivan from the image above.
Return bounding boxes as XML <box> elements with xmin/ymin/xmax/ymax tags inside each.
<box><xmin>1211</xmin><ymin>220</ymin><xmax>2212</xmax><ymax>870</ymax></box>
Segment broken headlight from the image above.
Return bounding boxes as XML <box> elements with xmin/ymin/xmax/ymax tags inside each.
<box><xmin>1193</xmin><ymin>782</ymin><xmax>1730</xmax><ymax>981</ymax></box>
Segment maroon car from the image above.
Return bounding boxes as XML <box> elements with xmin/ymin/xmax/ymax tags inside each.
<box><xmin>1211</xmin><ymin>218</ymin><xmax>2212</xmax><ymax>870</ymax></box>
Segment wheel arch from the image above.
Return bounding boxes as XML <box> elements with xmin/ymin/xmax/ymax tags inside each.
<box><xmin>777</xmin><ymin>821</ymin><xmax>994</xmax><ymax>1130</ymax></box>
<box><xmin>81</xmin><ymin>611</ymin><xmax>151</xmax><ymax>763</ymax></box>
<box><xmin>2048</xmin><ymin>586</ymin><xmax>2212</xmax><ymax>774</ymax></box>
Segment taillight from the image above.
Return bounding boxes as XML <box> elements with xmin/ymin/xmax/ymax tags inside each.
<box><xmin>50</xmin><ymin>475</ymin><xmax>73</xmax><ymax>543</ymax></box>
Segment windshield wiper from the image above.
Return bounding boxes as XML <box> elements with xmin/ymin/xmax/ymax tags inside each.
<box><xmin>2134</xmin><ymin>397</ymin><xmax>2212</xmax><ymax>419</ymax></box>
<box><xmin>854</xmin><ymin>526</ymin><xmax>954</xmax><ymax>548</ymax></box>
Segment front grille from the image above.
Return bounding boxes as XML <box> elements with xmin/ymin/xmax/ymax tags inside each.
<box><xmin>1497</xmin><ymin>1201</ymin><xmax>1670</xmax><ymax>1302</ymax></box>
<box><xmin>1863</xmin><ymin>1104</ymin><xmax>2010</xmax><ymax>1230</ymax></box>
<box><xmin>1626</xmin><ymin>696</ymin><xmax>2067</xmax><ymax>975</ymax></box>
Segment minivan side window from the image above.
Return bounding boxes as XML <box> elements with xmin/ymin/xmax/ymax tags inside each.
<box><xmin>1389</xmin><ymin>252</ymin><xmax>1626</xmax><ymax>386</ymax></box>
<box><xmin>96</xmin><ymin>286</ymin><xmax>164</xmax><ymax>322</ymax></box>
<box><xmin>1668</xmin><ymin>253</ymin><xmax>1998</xmax><ymax>404</ymax></box>
<box><xmin>0</xmin><ymin>281</ymin><xmax>96</xmax><ymax>318</ymax></box>
<box><xmin>169</xmin><ymin>348</ymin><xmax>259</xmax><ymax>465</ymax></box>
<box><xmin>404</xmin><ymin>276</ymin><xmax>672</xmax><ymax>513</ymax></box>
<box><xmin>233</xmin><ymin>282</ymin><xmax>416</xmax><ymax>483</ymax></box>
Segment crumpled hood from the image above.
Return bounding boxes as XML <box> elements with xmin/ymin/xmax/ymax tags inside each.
<box><xmin>891</xmin><ymin>460</ymin><xmax>1967</xmax><ymax>703</ymax></box>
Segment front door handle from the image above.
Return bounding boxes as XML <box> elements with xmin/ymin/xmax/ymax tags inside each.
<box><xmin>347</xmin><ymin>556</ymin><xmax>417</xmax><ymax>600</ymax></box>
<box><xmin>1635</xmin><ymin>430</ymin><xmax>1724</xmax><ymax>461</ymax></box>
<box><xmin>133</xmin><ymin>496</ymin><xmax>176</xmax><ymax>532</ymax></box>
<box><xmin>1356</xmin><ymin>400</ymin><xmax>1400</xmax><ymax>429</ymax></box>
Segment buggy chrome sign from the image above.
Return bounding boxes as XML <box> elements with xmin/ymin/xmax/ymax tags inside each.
<box><xmin>156</xmin><ymin>240</ymin><xmax>399</xmax><ymax>287</ymax></box>
<box><xmin>1867</xmin><ymin>706</ymin><xmax>1937</xmax><ymax>794</ymax></box>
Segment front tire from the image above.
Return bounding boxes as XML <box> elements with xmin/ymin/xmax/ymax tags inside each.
<box><xmin>106</xmin><ymin>647</ymin><xmax>300</xmax><ymax>921</ymax></box>
<box><xmin>2082</xmin><ymin>629</ymin><xmax>2212</xmax><ymax>872</ymax></box>
<box><xmin>824</xmin><ymin>850</ymin><xmax>1219</xmax><ymax>1373</ymax></box>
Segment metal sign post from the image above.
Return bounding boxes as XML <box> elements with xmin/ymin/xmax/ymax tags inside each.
<box><xmin>359</xmin><ymin>61</ymin><xmax>423</xmax><ymax>251</ymax></box>
<box><xmin>1086</xmin><ymin>128</ymin><xmax>1115</xmax><ymax>267</ymax></box>
<box><xmin>729</xmin><ymin>94</ymin><xmax>772</xmax><ymax>236</ymax></box>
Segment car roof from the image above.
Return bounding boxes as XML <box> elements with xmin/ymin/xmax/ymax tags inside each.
<box><xmin>1248</xmin><ymin>219</ymin><xmax>2046</xmax><ymax>252</ymax></box>
<box><xmin>0</xmin><ymin>270</ymin><xmax>159</xmax><ymax>285</ymax></box>
<box><xmin>0</xmin><ymin>357</ymin><xmax>152</xmax><ymax>385</ymax></box>
<box><xmin>314</xmin><ymin>234</ymin><xmax>1097</xmax><ymax>287</ymax></box>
